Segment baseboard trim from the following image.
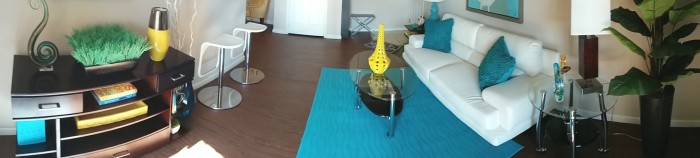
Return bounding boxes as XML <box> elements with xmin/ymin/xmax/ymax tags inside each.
<box><xmin>0</xmin><ymin>128</ymin><xmax>15</xmax><ymax>135</ymax></box>
<box><xmin>669</xmin><ymin>120</ymin><xmax>700</xmax><ymax>127</ymax></box>
<box><xmin>324</xmin><ymin>34</ymin><xmax>342</xmax><ymax>39</ymax></box>
<box><xmin>192</xmin><ymin>59</ymin><xmax>239</xmax><ymax>90</ymax></box>
<box><xmin>354</xmin><ymin>27</ymin><xmax>407</xmax><ymax>32</ymax></box>
<box><xmin>591</xmin><ymin>114</ymin><xmax>700</xmax><ymax>127</ymax></box>
<box><xmin>272</xmin><ymin>28</ymin><xmax>288</xmax><ymax>34</ymax></box>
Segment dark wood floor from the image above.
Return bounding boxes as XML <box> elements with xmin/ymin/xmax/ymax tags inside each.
<box><xmin>2</xmin><ymin>28</ymin><xmax>699</xmax><ymax>158</ymax></box>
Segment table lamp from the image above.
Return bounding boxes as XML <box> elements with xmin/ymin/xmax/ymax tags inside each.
<box><xmin>571</xmin><ymin>0</ymin><xmax>610</xmax><ymax>93</ymax></box>
<box><xmin>424</xmin><ymin>0</ymin><xmax>444</xmax><ymax>21</ymax></box>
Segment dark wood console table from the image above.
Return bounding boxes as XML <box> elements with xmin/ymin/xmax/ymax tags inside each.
<box><xmin>11</xmin><ymin>47</ymin><xmax>194</xmax><ymax>157</ymax></box>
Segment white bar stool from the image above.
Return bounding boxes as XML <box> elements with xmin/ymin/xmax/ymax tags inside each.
<box><xmin>197</xmin><ymin>34</ymin><xmax>244</xmax><ymax>110</ymax></box>
<box><xmin>230</xmin><ymin>22</ymin><xmax>268</xmax><ymax>84</ymax></box>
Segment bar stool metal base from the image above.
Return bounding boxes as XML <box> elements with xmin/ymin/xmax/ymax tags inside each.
<box><xmin>197</xmin><ymin>86</ymin><xmax>242</xmax><ymax>110</ymax></box>
<box><xmin>230</xmin><ymin>68</ymin><xmax>265</xmax><ymax>84</ymax></box>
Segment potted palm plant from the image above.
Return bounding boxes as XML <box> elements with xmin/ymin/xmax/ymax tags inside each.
<box><xmin>605</xmin><ymin>0</ymin><xmax>700</xmax><ymax>157</ymax></box>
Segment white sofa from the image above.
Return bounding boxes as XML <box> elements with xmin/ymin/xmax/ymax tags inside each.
<box><xmin>402</xmin><ymin>13</ymin><xmax>560</xmax><ymax>146</ymax></box>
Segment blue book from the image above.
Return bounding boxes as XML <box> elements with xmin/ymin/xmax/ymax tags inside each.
<box><xmin>98</xmin><ymin>93</ymin><xmax>137</xmax><ymax>105</ymax></box>
<box><xmin>16</xmin><ymin>120</ymin><xmax>46</xmax><ymax>145</ymax></box>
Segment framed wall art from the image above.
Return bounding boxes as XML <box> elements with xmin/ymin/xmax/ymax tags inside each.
<box><xmin>466</xmin><ymin>0</ymin><xmax>523</xmax><ymax>23</ymax></box>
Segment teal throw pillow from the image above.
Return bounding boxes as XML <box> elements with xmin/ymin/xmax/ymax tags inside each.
<box><xmin>422</xmin><ymin>18</ymin><xmax>454</xmax><ymax>53</ymax></box>
<box><xmin>479</xmin><ymin>36</ymin><xmax>516</xmax><ymax>90</ymax></box>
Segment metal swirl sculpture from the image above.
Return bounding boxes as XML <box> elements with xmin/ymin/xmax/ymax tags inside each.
<box><xmin>28</xmin><ymin>0</ymin><xmax>58</xmax><ymax>67</ymax></box>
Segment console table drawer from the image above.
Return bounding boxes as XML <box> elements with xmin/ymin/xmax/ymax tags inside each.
<box><xmin>68</xmin><ymin>128</ymin><xmax>169</xmax><ymax>158</ymax></box>
<box><xmin>148</xmin><ymin>61</ymin><xmax>194</xmax><ymax>93</ymax></box>
<box><xmin>12</xmin><ymin>94</ymin><xmax>83</xmax><ymax>119</ymax></box>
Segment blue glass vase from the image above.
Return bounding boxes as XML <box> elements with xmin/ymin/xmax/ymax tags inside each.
<box><xmin>553</xmin><ymin>63</ymin><xmax>565</xmax><ymax>102</ymax></box>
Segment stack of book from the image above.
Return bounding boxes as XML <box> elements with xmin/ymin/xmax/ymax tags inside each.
<box><xmin>92</xmin><ymin>83</ymin><xmax>137</xmax><ymax>105</ymax></box>
<box><xmin>75</xmin><ymin>101</ymin><xmax>148</xmax><ymax>129</ymax></box>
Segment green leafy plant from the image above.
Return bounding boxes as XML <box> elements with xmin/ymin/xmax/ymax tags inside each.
<box><xmin>171</xmin><ymin>118</ymin><xmax>180</xmax><ymax>128</ymax></box>
<box><xmin>67</xmin><ymin>24</ymin><xmax>151</xmax><ymax>67</ymax></box>
<box><xmin>605</xmin><ymin>0</ymin><xmax>700</xmax><ymax>96</ymax></box>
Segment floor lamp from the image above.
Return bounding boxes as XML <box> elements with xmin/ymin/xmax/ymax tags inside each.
<box><xmin>571</xmin><ymin>0</ymin><xmax>610</xmax><ymax>93</ymax></box>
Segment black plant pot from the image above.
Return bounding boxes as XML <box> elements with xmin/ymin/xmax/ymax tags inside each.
<box><xmin>639</xmin><ymin>86</ymin><xmax>674</xmax><ymax>158</ymax></box>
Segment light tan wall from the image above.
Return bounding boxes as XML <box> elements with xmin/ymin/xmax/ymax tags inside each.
<box><xmin>0</xmin><ymin>0</ymin><xmax>19</xmax><ymax>135</ymax></box>
<box><xmin>349</xmin><ymin>0</ymin><xmax>413</xmax><ymax>31</ymax></box>
<box><xmin>272</xmin><ymin>0</ymin><xmax>287</xmax><ymax>34</ymax></box>
<box><xmin>325</xmin><ymin>0</ymin><xmax>342</xmax><ymax>39</ymax></box>
<box><xmin>0</xmin><ymin>0</ymin><xmax>245</xmax><ymax>135</ymax></box>
<box><xmin>273</xmin><ymin>0</ymin><xmax>391</xmax><ymax>38</ymax></box>
<box><xmin>440</xmin><ymin>0</ymin><xmax>700</xmax><ymax>126</ymax></box>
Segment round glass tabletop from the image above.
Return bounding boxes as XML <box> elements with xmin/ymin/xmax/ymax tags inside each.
<box><xmin>528</xmin><ymin>75</ymin><xmax>618</xmax><ymax>119</ymax></box>
<box><xmin>348</xmin><ymin>51</ymin><xmax>419</xmax><ymax>101</ymax></box>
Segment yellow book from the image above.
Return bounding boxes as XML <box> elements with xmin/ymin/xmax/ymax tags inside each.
<box><xmin>75</xmin><ymin>101</ymin><xmax>148</xmax><ymax>129</ymax></box>
<box><xmin>92</xmin><ymin>83</ymin><xmax>138</xmax><ymax>102</ymax></box>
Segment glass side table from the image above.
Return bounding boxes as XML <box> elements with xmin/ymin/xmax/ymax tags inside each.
<box><xmin>348</xmin><ymin>51</ymin><xmax>419</xmax><ymax>138</ymax></box>
<box><xmin>528</xmin><ymin>75</ymin><xmax>617</xmax><ymax>157</ymax></box>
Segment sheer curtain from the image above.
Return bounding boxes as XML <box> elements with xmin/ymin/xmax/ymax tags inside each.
<box><xmin>409</xmin><ymin>0</ymin><xmax>424</xmax><ymax>24</ymax></box>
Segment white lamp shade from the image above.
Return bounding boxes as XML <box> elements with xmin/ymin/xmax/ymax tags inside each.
<box><xmin>424</xmin><ymin>0</ymin><xmax>444</xmax><ymax>2</ymax></box>
<box><xmin>571</xmin><ymin>0</ymin><xmax>611</xmax><ymax>35</ymax></box>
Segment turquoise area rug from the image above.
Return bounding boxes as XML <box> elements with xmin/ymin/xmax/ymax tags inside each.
<box><xmin>297</xmin><ymin>68</ymin><xmax>522</xmax><ymax>158</ymax></box>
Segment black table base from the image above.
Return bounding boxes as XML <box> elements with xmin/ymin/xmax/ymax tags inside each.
<box><xmin>359</xmin><ymin>90</ymin><xmax>403</xmax><ymax>117</ymax></box>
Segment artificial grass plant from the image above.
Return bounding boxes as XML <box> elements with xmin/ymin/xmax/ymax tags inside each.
<box><xmin>67</xmin><ymin>24</ymin><xmax>151</xmax><ymax>67</ymax></box>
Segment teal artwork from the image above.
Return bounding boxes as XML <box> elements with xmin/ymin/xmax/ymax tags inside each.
<box><xmin>467</xmin><ymin>0</ymin><xmax>522</xmax><ymax>23</ymax></box>
<box><xmin>28</xmin><ymin>0</ymin><xmax>59</xmax><ymax>71</ymax></box>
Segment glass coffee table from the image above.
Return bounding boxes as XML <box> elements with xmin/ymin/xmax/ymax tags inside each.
<box><xmin>348</xmin><ymin>50</ymin><xmax>419</xmax><ymax>138</ymax></box>
<box><xmin>528</xmin><ymin>75</ymin><xmax>617</xmax><ymax>157</ymax></box>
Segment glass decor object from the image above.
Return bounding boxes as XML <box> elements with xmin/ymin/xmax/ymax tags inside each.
<box><xmin>28</xmin><ymin>0</ymin><xmax>58</xmax><ymax>71</ymax></box>
<box><xmin>553</xmin><ymin>63</ymin><xmax>565</xmax><ymax>102</ymax></box>
<box><xmin>368</xmin><ymin>24</ymin><xmax>390</xmax><ymax>74</ymax></box>
<box><xmin>148</xmin><ymin>7</ymin><xmax>170</xmax><ymax>61</ymax></box>
<box><xmin>418</xmin><ymin>16</ymin><xmax>425</xmax><ymax>26</ymax></box>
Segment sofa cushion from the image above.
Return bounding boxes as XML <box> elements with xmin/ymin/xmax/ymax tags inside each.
<box><xmin>474</xmin><ymin>26</ymin><xmax>543</xmax><ymax>76</ymax></box>
<box><xmin>428</xmin><ymin>63</ymin><xmax>500</xmax><ymax>130</ymax></box>
<box><xmin>408</xmin><ymin>34</ymin><xmax>425</xmax><ymax>48</ymax></box>
<box><xmin>468</xmin><ymin>52</ymin><xmax>525</xmax><ymax>77</ymax></box>
<box><xmin>423</xmin><ymin>18</ymin><xmax>454</xmax><ymax>53</ymax></box>
<box><xmin>479</xmin><ymin>36</ymin><xmax>516</xmax><ymax>90</ymax></box>
<box><xmin>443</xmin><ymin>14</ymin><xmax>483</xmax><ymax>48</ymax></box>
<box><xmin>450</xmin><ymin>40</ymin><xmax>477</xmax><ymax>63</ymax></box>
<box><xmin>482</xmin><ymin>74</ymin><xmax>547</xmax><ymax>130</ymax></box>
<box><xmin>403</xmin><ymin>46</ymin><xmax>464</xmax><ymax>81</ymax></box>
<box><xmin>540</xmin><ymin>49</ymin><xmax>561</xmax><ymax>76</ymax></box>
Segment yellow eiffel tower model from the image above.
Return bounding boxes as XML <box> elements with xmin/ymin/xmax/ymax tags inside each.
<box><xmin>368</xmin><ymin>24</ymin><xmax>390</xmax><ymax>75</ymax></box>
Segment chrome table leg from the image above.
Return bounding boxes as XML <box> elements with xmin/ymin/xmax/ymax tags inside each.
<box><xmin>597</xmin><ymin>92</ymin><xmax>609</xmax><ymax>152</ymax></box>
<box><xmin>387</xmin><ymin>92</ymin><xmax>396</xmax><ymax>138</ymax></box>
<box><xmin>536</xmin><ymin>90</ymin><xmax>547</xmax><ymax>152</ymax></box>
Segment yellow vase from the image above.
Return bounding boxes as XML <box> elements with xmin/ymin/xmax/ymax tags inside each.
<box><xmin>148</xmin><ymin>28</ymin><xmax>169</xmax><ymax>61</ymax></box>
<box><xmin>148</xmin><ymin>7</ymin><xmax>169</xmax><ymax>61</ymax></box>
<box><xmin>368</xmin><ymin>24</ymin><xmax>390</xmax><ymax>74</ymax></box>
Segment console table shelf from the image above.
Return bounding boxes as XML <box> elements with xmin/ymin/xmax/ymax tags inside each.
<box><xmin>59</xmin><ymin>98</ymin><xmax>168</xmax><ymax>140</ymax></box>
<box><xmin>11</xmin><ymin>47</ymin><xmax>194</xmax><ymax>157</ymax></box>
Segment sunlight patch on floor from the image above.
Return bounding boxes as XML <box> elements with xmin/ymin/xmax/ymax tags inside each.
<box><xmin>170</xmin><ymin>140</ymin><xmax>223</xmax><ymax>158</ymax></box>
